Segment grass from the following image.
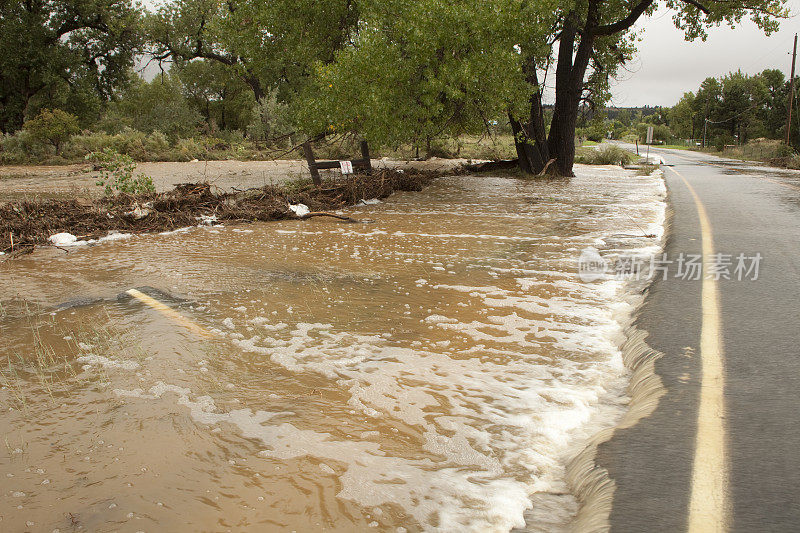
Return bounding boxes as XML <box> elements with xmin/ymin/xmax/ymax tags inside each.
<box><xmin>636</xmin><ymin>164</ymin><xmax>660</xmax><ymax>176</ymax></box>
<box><xmin>375</xmin><ymin>134</ymin><xmax>517</xmax><ymax>161</ymax></box>
<box><xmin>691</xmin><ymin>138</ymin><xmax>800</xmax><ymax>169</ymax></box>
<box><xmin>574</xmin><ymin>144</ymin><xmax>634</xmax><ymax>166</ymax></box>
<box><xmin>656</xmin><ymin>144</ymin><xmax>692</xmax><ymax>150</ymax></box>
<box><xmin>1</xmin><ymin>130</ymin><xmax>520</xmax><ymax>166</ymax></box>
<box><xmin>0</xmin><ymin>308</ymin><xmax>142</xmax><ymax>412</ymax></box>
<box><xmin>1</xmin><ymin>317</ymin><xmax>78</xmax><ymax>410</ymax></box>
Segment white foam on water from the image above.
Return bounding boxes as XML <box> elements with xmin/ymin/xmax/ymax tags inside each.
<box><xmin>93</xmin><ymin>231</ymin><xmax>133</xmax><ymax>243</ymax></box>
<box><xmin>77</xmin><ymin>354</ymin><xmax>140</xmax><ymax>371</ymax></box>
<box><xmin>106</xmin><ymin>167</ymin><xmax>665</xmax><ymax>532</ymax></box>
<box><xmin>159</xmin><ymin>226</ymin><xmax>193</xmax><ymax>236</ymax></box>
<box><xmin>392</xmin><ymin>231</ymin><xmax>544</xmax><ymax>241</ymax></box>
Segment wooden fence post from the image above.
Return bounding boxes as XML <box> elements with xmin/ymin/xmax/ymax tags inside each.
<box><xmin>302</xmin><ymin>141</ymin><xmax>322</xmax><ymax>186</ymax></box>
<box><xmin>360</xmin><ymin>140</ymin><xmax>372</xmax><ymax>171</ymax></box>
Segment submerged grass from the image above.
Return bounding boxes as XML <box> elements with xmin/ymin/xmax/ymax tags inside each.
<box><xmin>0</xmin><ymin>310</ymin><xmax>140</xmax><ymax>411</ymax></box>
<box><xmin>1</xmin><ymin>316</ymin><xmax>77</xmax><ymax>411</ymax></box>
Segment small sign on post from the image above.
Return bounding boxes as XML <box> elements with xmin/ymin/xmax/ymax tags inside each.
<box><xmin>646</xmin><ymin>126</ymin><xmax>654</xmax><ymax>145</ymax></box>
<box><xmin>339</xmin><ymin>160</ymin><xmax>354</xmax><ymax>174</ymax></box>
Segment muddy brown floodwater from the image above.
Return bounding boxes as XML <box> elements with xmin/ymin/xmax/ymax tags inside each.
<box><xmin>0</xmin><ymin>166</ymin><xmax>665</xmax><ymax>532</ymax></box>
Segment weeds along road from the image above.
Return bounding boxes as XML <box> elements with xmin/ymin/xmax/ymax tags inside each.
<box><xmin>598</xmin><ymin>145</ymin><xmax>800</xmax><ymax>531</ymax></box>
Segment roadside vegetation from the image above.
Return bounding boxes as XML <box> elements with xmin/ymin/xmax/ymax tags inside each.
<box><xmin>577</xmin><ymin>69</ymin><xmax>800</xmax><ymax>168</ymax></box>
<box><xmin>0</xmin><ymin>0</ymin><xmax>787</xmax><ymax>177</ymax></box>
<box><xmin>574</xmin><ymin>145</ymin><xmax>633</xmax><ymax>166</ymax></box>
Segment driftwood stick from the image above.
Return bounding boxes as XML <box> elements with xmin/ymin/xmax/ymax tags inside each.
<box><xmin>297</xmin><ymin>211</ymin><xmax>360</xmax><ymax>223</ymax></box>
<box><xmin>537</xmin><ymin>158</ymin><xmax>557</xmax><ymax>177</ymax></box>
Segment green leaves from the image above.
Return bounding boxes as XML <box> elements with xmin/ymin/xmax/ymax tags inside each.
<box><xmin>666</xmin><ymin>0</ymin><xmax>787</xmax><ymax>41</ymax></box>
<box><xmin>298</xmin><ymin>0</ymin><xmax>535</xmax><ymax>149</ymax></box>
<box><xmin>88</xmin><ymin>148</ymin><xmax>155</xmax><ymax>196</ymax></box>
<box><xmin>146</xmin><ymin>0</ymin><xmax>358</xmax><ymax>106</ymax></box>
<box><xmin>23</xmin><ymin>109</ymin><xmax>80</xmax><ymax>154</ymax></box>
<box><xmin>0</xmin><ymin>0</ymin><xmax>144</xmax><ymax>133</ymax></box>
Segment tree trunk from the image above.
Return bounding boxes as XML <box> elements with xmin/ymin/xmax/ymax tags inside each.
<box><xmin>545</xmin><ymin>17</ymin><xmax>595</xmax><ymax>177</ymax></box>
<box><xmin>547</xmin><ymin>96</ymin><xmax>579</xmax><ymax>176</ymax></box>
<box><xmin>513</xmin><ymin>67</ymin><xmax>550</xmax><ymax>174</ymax></box>
<box><xmin>513</xmin><ymin>16</ymin><xmax>595</xmax><ymax>177</ymax></box>
<box><xmin>510</xmin><ymin>112</ymin><xmax>534</xmax><ymax>174</ymax></box>
<box><xmin>244</xmin><ymin>73</ymin><xmax>266</xmax><ymax>102</ymax></box>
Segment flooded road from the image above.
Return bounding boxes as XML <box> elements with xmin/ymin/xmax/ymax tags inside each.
<box><xmin>0</xmin><ymin>167</ymin><xmax>665</xmax><ymax>532</ymax></box>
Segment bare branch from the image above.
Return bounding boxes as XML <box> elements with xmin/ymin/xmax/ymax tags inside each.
<box><xmin>593</xmin><ymin>0</ymin><xmax>655</xmax><ymax>36</ymax></box>
<box><xmin>680</xmin><ymin>0</ymin><xmax>712</xmax><ymax>14</ymax></box>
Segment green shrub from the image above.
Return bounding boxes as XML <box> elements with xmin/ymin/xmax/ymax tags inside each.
<box><xmin>714</xmin><ymin>134</ymin><xmax>735</xmax><ymax>152</ymax></box>
<box><xmin>23</xmin><ymin>109</ymin><xmax>80</xmax><ymax>154</ymax></box>
<box><xmin>175</xmin><ymin>138</ymin><xmax>205</xmax><ymax>161</ymax></box>
<box><xmin>0</xmin><ymin>131</ymin><xmax>35</xmax><ymax>162</ymax></box>
<box><xmin>774</xmin><ymin>143</ymin><xmax>795</xmax><ymax>158</ymax></box>
<box><xmin>247</xmin><ymin>89</ymin><xmax>293</xmax><ymax>142</ymax></box>
<box><xmin>65</xmin><ymin>129</ymin><xmax>174</xmax><ymax>161</ymax></box>
<box><xmin>104</xmin><ymin>75</ymin><xmax>201</xmax><ymax>141</ymax></box>
<box><xmin>575</xmin><ymin>144</ymin><xmax>633</xmax><ymax>166</ymax></box>
<box><xmin>88</xmin><ymin>148</ymin><xmax>155</xmax><ymax>195</ymax></box>
<box><xmin>146</xmin><ymin>130</ymin><xmax>170</xmax><ymax>153</ymax></box>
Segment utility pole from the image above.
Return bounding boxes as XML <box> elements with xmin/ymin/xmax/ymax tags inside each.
<box><xmin>703</xmin><ymin>118</ymin><xmax>708</xmax><ymax>149</ymax></box>
<box><xmin>786</xmin><ymin>33</ymin><xmax>797</xmax><ymax>145</ymax></box>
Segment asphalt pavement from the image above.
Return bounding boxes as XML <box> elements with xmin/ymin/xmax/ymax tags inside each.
<box><xmin>597</xmin><ymin>146</ymin><xmax>800</xmax><ymax>531</ymax></box>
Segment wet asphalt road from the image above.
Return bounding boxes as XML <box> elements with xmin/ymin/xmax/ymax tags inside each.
<box><xmin>597</xmin><ymin>147</ymin><xmax>800</xmax><ymax>531</ymax></box>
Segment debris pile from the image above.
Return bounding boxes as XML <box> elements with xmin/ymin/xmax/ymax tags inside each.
<box><xmin>1</xmin><ymin>168</ymin><xmax>450</xmax><ymax>255</ymax></box>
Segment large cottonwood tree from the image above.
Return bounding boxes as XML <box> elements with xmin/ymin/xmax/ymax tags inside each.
<box><xmin>0</xmin><ymin>0</ymin><xmax>143</xmax><ymax>133</ymax></box>
<box><xmin>146</xmin><ymin>0</ymin><xmax>358</xmax><ymax>103</ymax></box>
<box><xmin>304</xmin><ymin>0</ymin><xmax>787</xmax><ymax>175</ymax></box>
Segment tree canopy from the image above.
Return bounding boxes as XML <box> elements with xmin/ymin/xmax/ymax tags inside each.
<box><xmin>0</xmin><ymin>0</ymin><xmax>791</xmax><ymax>170</ymax></box>
<box><xmin>0</xmin><ymin>0</ymin><xmax>144</xmax><ymax>133</ymax></box>
<box><xmin>295</xmin><ymin>0</ymin><xmax>789</xmax><ymax>174</ymax></box>
<box><xmin>146</xmin><ymin>0</ymin><xmax>359</xmax><ymax>102</ymax></box>
<box><xmin>297</xmin><ymin>0</ymin><xmax>543</xmax><ymax>150</ymax></box>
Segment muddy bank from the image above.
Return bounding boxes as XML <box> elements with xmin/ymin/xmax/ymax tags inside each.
<box><xmin>0</xmin><ymin>157</ymin><xmax>470</xmax><ymax>202</ymax></box>
<box><xmin>1</xmin><ymin>168</ymin><xmax>452</xmax><ymax>254</ymax></box>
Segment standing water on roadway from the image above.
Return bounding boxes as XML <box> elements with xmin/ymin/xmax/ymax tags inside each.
<box><xmin>0</xmin><ymin>167</ymin><xmax>665</xmax><ymax>532</ymax></box>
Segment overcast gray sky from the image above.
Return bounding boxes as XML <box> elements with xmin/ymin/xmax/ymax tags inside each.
<box><xmin>610</xmin><ymin>1</ymin><xmax>800</xmax><ymax>107</ymax></box>
<box><xmin>141</xmin><ymin>0</ymin><xmax>799</xmax><ymax>108</ymax></box>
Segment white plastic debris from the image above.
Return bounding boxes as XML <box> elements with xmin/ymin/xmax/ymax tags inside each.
<box><xmin>124</xmin><ymin>204</ymin><xmax>151</xmax><ymax>220</ymax></box>
<box><xmin>359</xmin><ymin>198</ymin><xmax>381</xmax><ymax>205</ymax></box>
<box><xmin>49</xmin><ymin>233</ymin><xmax>80</xmax><ymax>246</ymax></box>
<box><xmin>289</xmin><ymin>203</ymin><xmax>310</xmax><ymax>217</ymax></box>
<box><xmin>197</xmin><ymin>214</ymin><xmax>218</xmax><ymax>225</ymax></box>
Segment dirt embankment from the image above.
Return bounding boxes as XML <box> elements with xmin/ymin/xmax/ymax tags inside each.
<box><xmin>1</xmin><ymin>168</ymin><xmax>458</xmax><ymax>255</ymax></box>
<box><xmin>0</xmin><ymin>158</ymin><xmax>470</xmax><ymax>203</ymax></box>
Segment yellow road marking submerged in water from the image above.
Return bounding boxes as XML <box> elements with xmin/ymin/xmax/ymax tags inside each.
<box><xmin>125</xmin><ymin>288</ymin><xmax>213</xmax><ymax>338</ymax></box>
<box><xmin>670</xmin><ymin>168</ymin><xmax>730</xmax><ymax>532</ymax></box>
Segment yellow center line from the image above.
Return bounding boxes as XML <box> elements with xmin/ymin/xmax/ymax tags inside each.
<box><xmin>669</xmin><ymin>167</ymin><xmax>730</xmax><ymax>532</ymax></box>
<box><xmin>125</xmin><ymin>288</ymin><xmax>213</xmax><ymax>338</ymax></box>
